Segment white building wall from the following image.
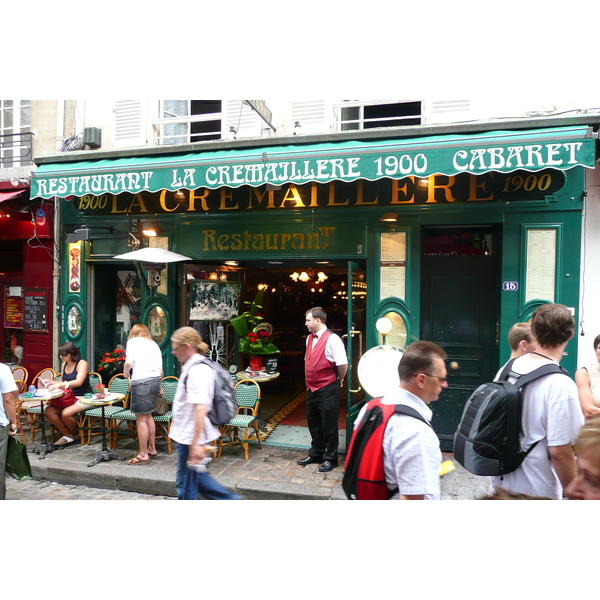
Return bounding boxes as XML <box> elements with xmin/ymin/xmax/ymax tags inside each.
<box><xmin>578</xmin><ymin>165</ymin><xmax>600</xmax><ymax>368</ymax></box>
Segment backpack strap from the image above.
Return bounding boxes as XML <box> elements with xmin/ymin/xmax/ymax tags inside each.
<box><xmin>393</xmin><ymin>404</ymin><xmax>433</xmax><ymax>428</ymax></box>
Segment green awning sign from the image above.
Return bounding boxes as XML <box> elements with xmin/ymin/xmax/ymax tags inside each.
<box><xmin>31</xmin><ymin>126</ymin><xmax>597</xmax><ymax>200</ymax></box>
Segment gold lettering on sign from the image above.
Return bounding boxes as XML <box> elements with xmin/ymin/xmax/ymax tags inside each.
<box><xmin>129</xmin><ymin>193</ymin><xmax>149</xmax><ymax>213</ymax></box>
<box><xmin>220</xmin><ymin>188</ymin><xmax>238</xmax><ymax>210</ymax></box>
<box><xmin>390</xmin><ymin>178</ymin><xmax>416</xmax><ymax>204</ymax></box>
<box><xmin>356</xmin><ymin>180</ymin><xmax>378</xmax><ymax>205</ymax></box>
<box><xmin>189</xmin><ymin>188</ymin><xmax>210</xmax><ymax>212</ymax></box>
<box><xmin>280</xmin><ymin>184</ymin><xmax>306</xmax><ymax>208</ymax></box>
<box><xmin>111</xmin><ymin>194</ymin><xmax>129</xmax><ymax>213</ymax></box>
<box><xmin>249</xmin><ymin>187</ymin><xmax>275</xmax><ymax>209</ymax></box>
<box><xmin>191</xmin><ymin>227</ymin><xmax>338</xmax><ymax>253</ymax></box>
<box><xmin>426</xmin><ymin>176</ymin><xmax>457</xmax><ymax>203</ymax></box>
<box><xmin>468</xmin><ymin>173</ymin><xmax>494</xmax><ymax>202</ymax></box>
<box><xmin>159</xmin><ymin>190</ymin><xmax>179</xmax><ymax>212</ymax></box>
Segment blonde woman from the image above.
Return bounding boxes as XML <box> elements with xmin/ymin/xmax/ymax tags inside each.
<box><xmin>124</xmin><ymin>324</ymin><xmax>163</xmax><ymax>464</ymax></box>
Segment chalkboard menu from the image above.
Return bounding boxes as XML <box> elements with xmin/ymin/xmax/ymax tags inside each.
<box><xmin>23</xmin><ymin>288</ymin><xmax>49</xmax><ymax>332</ymax></box>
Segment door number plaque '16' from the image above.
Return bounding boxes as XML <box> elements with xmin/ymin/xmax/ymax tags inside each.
<box><xmin>503</xmin><ymin>281</ymin><xmax>519</xmax><ymax>291</ymax></box>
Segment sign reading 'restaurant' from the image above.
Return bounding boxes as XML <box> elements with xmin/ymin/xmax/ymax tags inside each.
<box><xmin>31</xmin><ymin>127</ymin><xmax>596</xmax><ymax>199</ymax></box>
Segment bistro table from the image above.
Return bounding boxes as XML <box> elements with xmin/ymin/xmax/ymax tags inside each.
<box><xmin>234</xmin><ymin>369</ymin><xmax>280</xmax><ymax>430</ymax></box>
<box><xmin>18</xmin><ymin>389</ymin><xmax>64</xmax><ymax>459</ymax></box>
<box><xmin>85</xmin><ymin>392</ymin><xmax>126</xmax><ymax>467</ymax></box>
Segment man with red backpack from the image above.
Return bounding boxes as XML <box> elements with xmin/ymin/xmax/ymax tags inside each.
<box><xmin>347</xmin><ymin>341</ymin><xmax>447</xmax><ymax>500</ymax></box>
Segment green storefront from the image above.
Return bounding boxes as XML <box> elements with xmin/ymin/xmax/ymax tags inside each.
<box><xmin>31</xmin><ymin>120</ymin><xmax>598</xmax><ymax>450</ymax></box>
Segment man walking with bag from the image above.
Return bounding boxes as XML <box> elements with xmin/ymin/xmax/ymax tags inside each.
<box><xmin>169</xmin><ymin>327</ymin><xmax>239</xmax><ymax>500</ymax></box>
<box><xmin>0</xmin><ymin>363</ymin><xmax>18</xmax><ymax>500</ymax></box>
<box><xmin>490</xmin><ymin>304</ymin><xmax>584</xmax><ymax>499</ymax></box>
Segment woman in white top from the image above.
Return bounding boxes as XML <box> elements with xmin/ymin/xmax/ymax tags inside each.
<box><xmin>124</xmin><ymin>324</ymin><xmax>163</xmax><ymax>464</ymax></box>
<box><xmin>575</xmin><ymin>334</ymin><xmax>600</xmax><ymax>420</ymax></box>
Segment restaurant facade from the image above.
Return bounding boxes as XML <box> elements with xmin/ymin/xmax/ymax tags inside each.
<box><xmin>31</xmin><ymin>116</ymin><xmax>600</xmax><ymax>450</ymax></box>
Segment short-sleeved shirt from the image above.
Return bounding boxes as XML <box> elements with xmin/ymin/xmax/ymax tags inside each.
<box><xmin>355</xmin><ymin>387</ymin><xmax>442</xmax><ymax>500</ymax></box>
<box><xmin>126</xmin><ymin>337</ymin><xmax>163</xmax><ymax>381</ymax></box>
<box><xmin>492</xmin><ymin>354</ymin><xmax>584</xmax><ymax>499</ymax></box>
<box><xmin>0</xmin><ymin>363</ymin><xmax>18</xmax><ymax>426</ymax></box>
<box><xmin>169</xmin><ymin>354</ymin><xmax>220</xmax><ymax>446</ymax></box>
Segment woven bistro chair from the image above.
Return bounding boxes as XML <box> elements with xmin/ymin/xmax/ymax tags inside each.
<box><xmin>153</xmin><ymin>376</ymin><xmax>178</xmax><ymax>454</ymax></box>
<box><xmin>217</xmin><ymin>379</ymin><xmax>262</xmax><ymax>461</ymax></box>
<box><xmin>75</xmin><ymin>372</ymin><xmax>103</xmax><ymax>445</ymax></box>
<box><xmin>11</xmin><ymin>366</ymin><xmax>28</xmax><ymax>385</ymax></box>
<box><xmin>82</xmin><ymin>374</ymin><xmax>130</xmax><ymax>447</ymax></box>
<box><xmin>31</xmin><ymin>368</ymin><xmax>57</xmax><ymax>389</ymax></box>
<box><xmin>111</xmin><ymin>376</ymin><xmax>179</xmax><ymax>453</ymax></box>
<box><xmin>22</xmin><ymin>368</ymin><xmax>59</xmax><ymax>442</ymax></box>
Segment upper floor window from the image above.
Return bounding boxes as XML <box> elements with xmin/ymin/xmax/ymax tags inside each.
<box><xmin>159</xmin><ymin>100</ymin><xmax>222</xmax><ymax>144</ymax></box>
<box><xmin>0</xmin><ymin>99</ymin><xmax>32</xmax><ymax>167</ymax></box>
<box><xmin>153</xmin><ymin>100</ymin><xmax>263</xmax><ymax>145</ymax></box>
<box><xmin>333</xmin><ymin>100</ymin><xmax>422</xmax><ymax>131</ymax></box>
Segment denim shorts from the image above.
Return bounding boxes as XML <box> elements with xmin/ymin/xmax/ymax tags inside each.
<box><xmin>130</xmin><ymin>376</ymin><xmax>161</xmax><ymax>414</ymax></box>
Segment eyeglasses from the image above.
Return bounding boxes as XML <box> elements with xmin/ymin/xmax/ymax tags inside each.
<box><xmin>58</xmin><ymin>352</ymin><xmax>69</xmax><ymax>357</ymax></box>
<box><xmin>422</xmin><ymin>373</ymin><xmax>448</xmax><ymax>383</ymax></box>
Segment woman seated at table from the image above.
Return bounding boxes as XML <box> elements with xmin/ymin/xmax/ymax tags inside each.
<box><xmin>44</xmin><ymin>342</ymin><xmax>93</xmax><ymax>447</ymax></box>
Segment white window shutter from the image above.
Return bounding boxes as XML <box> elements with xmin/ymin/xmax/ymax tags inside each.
<box><xmin>425</xmin><ymin>100</ymin><xmax>471</xmax><ymax>124</ymax></box>
<box><xmin>290</xmin><ymin>100</ymin><xmax>330</xmax><ymax>134</ymax></box>
<box><xmin>114</xmin><ymin>100</ymin><xmax>146</xmax><ymax>148</ymax></box>
<box><xmin>224</xmin><ymin>101</ymin><xmax>260</xmax><ymax>138</ymax></box>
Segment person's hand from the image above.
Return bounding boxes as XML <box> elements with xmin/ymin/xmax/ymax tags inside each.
<box><xmin>188</xmin><ymin>443</ymin><xmax>206</xmax><ymax>464</ymax></box>
<box><xmin>584</xmin><ymin>405</ymin><xmax>600</xmax><ymax>420</ymax></box>
<box><xmin>9</xmin><ymin>422</ymin><xmax>18</xmax><ymax>437</ymax></box>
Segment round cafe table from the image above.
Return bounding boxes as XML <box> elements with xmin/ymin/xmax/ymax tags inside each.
<box><xmin>19</xmin><ymin>389</ymin><xmax>64</xmax><ymax>459</ymax></box>
<box><xmin>85</xmin><ymin>393</ymin><xmax>126</xmax><ymax>467</ymax></box>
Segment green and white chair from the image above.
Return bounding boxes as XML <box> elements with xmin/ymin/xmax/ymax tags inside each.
<box><xmin>217</xmin><ymin>379</ymin><xmax>262</xmax><ymax>461</ymax></box>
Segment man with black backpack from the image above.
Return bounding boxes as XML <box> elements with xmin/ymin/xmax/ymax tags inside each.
<box><xmin>490</xmin><ymin>304</ymin><xmax>584</xmax><ymax>499</ymax></box>
<box><xmin>346</xmin><ymin>341</ymin><xmax>448</xmax><ymax>500</ymax></box>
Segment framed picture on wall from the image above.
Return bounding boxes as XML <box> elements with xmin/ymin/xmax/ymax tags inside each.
<box><xmin>188</xmin><ymin>280</ymin><xmax>242</xmax><ymax>322</ymax></box>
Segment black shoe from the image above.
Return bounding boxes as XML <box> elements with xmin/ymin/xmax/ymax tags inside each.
<box><xmin>318</xmin><ymin>460</ymin><xmax>338</xmax><ymax>472</ymax></box>
<box><xmin>297</xmin><ymin>455</ymin><xmax>323</xmax><ymax>466</ymax></box>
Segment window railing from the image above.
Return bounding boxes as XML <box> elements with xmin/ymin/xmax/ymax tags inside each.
<box><xmin>151</xmin><ymin>112</ymin><xmax>223</xmax><ymax>145</ymax></box>
<box><xmin>0</xmin><ymin>131</ymin><xmax>34</xmax><ymax>166</ymax></box>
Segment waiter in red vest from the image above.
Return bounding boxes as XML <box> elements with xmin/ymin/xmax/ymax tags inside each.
<box><xmin>297</xmin><ymin>307</ymin><xmax>348</xmax><ymax>472</ymax></box>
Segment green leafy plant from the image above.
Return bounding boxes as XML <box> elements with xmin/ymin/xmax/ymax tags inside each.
<box><xmin>229</xmin><ymin>290</ymin><xmax>279</xmax><ymax>355</ymax></box>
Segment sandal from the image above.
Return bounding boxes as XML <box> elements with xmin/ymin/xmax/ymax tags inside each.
<box><xmin>53</xmin><ymin>436</ymin><xmax>74</xmax><ymax>448</ymax></box>
<box><xmin>127</xmin><ymin>455</ymin><xmax>150</xmax><ymax>465</ymax></box>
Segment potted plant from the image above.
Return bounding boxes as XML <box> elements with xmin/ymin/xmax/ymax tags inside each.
<box><xmin>94</xmin><ymin>382</ymin><xmax>106</xmax><ymax>399</ymax></box>
<box><xmin>229</xmin><ymin>290</ymin><xmax>279</xmax><ymax>370</ymax></box>
<box><xmin>97</xmin><ymin>345</ymin><xmax>126</xmax><ymax>384</ymax></box>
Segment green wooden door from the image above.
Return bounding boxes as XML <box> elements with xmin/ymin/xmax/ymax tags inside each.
<box><xmin>420</xmin><ymin>226</ymin><xmax>501</xmax><ymax>451</ymax></box>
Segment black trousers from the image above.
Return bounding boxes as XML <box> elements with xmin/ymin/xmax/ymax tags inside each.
<box><xmin>305</xmin><ymin>380</ymin><xmax>340</xmax><ymax>462</ymax></box>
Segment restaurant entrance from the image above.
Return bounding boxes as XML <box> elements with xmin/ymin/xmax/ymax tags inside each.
<box><xmin>181</xmin><ymin>259</ymin><xmax>367</xmax><ymax>440</ymax></box>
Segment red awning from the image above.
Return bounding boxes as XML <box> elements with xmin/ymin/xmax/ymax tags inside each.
<box><xmin>0</xmin><ymin>190</ymin><xmax>24</xmax><ymax>203</ymax></box>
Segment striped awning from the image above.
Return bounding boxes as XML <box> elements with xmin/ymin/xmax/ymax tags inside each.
<box><xmin>31</xmin><ymin>125</ymin><xmax>597</xmax><ymax>200</ymax></box>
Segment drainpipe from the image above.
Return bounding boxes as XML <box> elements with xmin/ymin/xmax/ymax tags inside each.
<box><xmin>52</xmin><ymin>100</ymin><xmax>65</xmax><ymax>372</ymax></box>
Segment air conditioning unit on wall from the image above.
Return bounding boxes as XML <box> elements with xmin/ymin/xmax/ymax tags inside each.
<box><xmin>83</xmin><ymin>127</ymin><xmax>102</xmax><ymax>149</ymax></box>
